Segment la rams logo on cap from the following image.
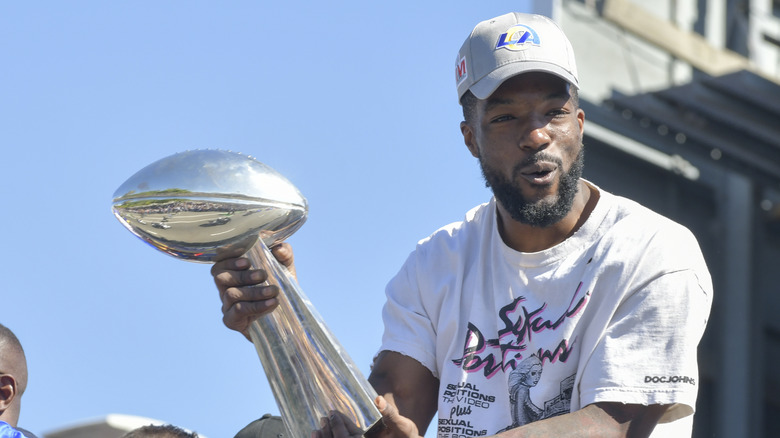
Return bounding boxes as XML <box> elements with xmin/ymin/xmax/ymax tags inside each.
<box><xmin>495</xmin><ymin>24</ymin><xmax>540</xmax><ymax>50</ymax></box>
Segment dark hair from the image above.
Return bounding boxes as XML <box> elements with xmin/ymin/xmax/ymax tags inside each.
<box><xmin>0</xmin><ymin>323</ymin><xmax>27</xmax><ymax>394</ymax></box>
<box><xmin>570</xmin><ymin>86</ymin><xmax>580</xmax><ymax>109</ymax></box>
<box><xmin>460</xmin><ymin>90</ymin><xmax>478</xmax><ymax>124</ymax></box>
<box><xmin>459</xmin><ymin>84</ymin><xmax>580</xmax><ymax>123</ymax></box>
<box><xmin>121</xmin><ymin>424</ymin><xmax>198</xmax><ymax>438</ymax></box>
<box><xmin>0</xmin><ymin>323</ymin><xmax>25</xmax><ymax>356</ymax></box>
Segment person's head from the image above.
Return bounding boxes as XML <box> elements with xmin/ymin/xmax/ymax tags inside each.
<box><xmin>509</xmin><ymin>355</ymin><xmax>543</xmax><ymax>389</ymax></box>
<box><xmin>234</xmin><ymin>414</ymin><xmax>286</xmax><ymax>438</ymax></box>
<box><xmin>456</xmin><ymin>13</ymin><xmax>585</xmax><ymax>228</ymax></box>
<box><xmin>121</xmin><ymin>424</ymin><xmax>198</xmax><ymax>438</ymax></box>
<box><xmin>0</xmin><ymin>323</ymin><xmax>28</xmax><ymax>427</ymax></box>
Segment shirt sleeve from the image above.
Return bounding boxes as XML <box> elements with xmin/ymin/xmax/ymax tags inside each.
<box><xmin>376</xmin><ymin>249</ymin><xmax>440</xmax><ymax>377</ymax></box>
<box><xmin>577</xmin><ymin>268</ymin><xmax>712</xmax><ymax>423</ymax></box>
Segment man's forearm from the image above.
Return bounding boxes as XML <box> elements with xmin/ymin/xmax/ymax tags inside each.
<box><xmin>493</xmin><ymin>403</ymin><xmax>668</xmax><ymax>438</ymax></box>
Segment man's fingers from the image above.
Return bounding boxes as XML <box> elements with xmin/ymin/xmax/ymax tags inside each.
<box><xmin>213</xmin><ymin>268</ymin><xmax>268</xmax><ymax>293</ymax></box>
<box><xmin>376</xmin><ymin>396</ymin><xmax>398</xmax><ymax>423</ymax></box>
<box><xmin>271</xmin><ymin>243</ymin><xmax>294</xmax><ymax>266</ymax></box>
<box><xmin>220</xmin><ymin>284</ymin><xmax>280</xmax><ymax>327</ymax></box>
<box><xmin>332</xmin><ymin>411</ymin><xmax>365</xmax><ymax>436</ymax></box>
<box><xmin>375</xmin><ymin>396</ymin><xmax>418</xmax><ymax>437</ymax></box>
<box><xmin>210</xmin><ymin>256</ymin><xmax>250</xmax><ymax>276</ymax></box>
<box><xmin>212</xmin><ymin>247</ymin><xmax>296</xmax><ymax>338</ymax></box>
<box><xmin>327</xmin><ymin>417</ymin><xmax>350</xmax><ymax>437</ymax></box>
<box><xmin>319</xmin><ymin>412</ymin><xmax>363</xmax><ymax>438</ymax></box>
<box><xmin>220</xmin><ymin>285</ymin><xmax>279</xmax><ymax>312</ymax></box>
<box><xmin>316</xmin><ymin>416</ymin><xmax>332</xmax><ymax>438</ymax></box>
<box><xmin>222</xmin><ymin>293</ymin><xmax>279</xmax><ymax>331</ymax></box>
<box><xmin>271</xmin><ymin>243</ymin><xmax>297</xmax><ymax>278</ymax></box>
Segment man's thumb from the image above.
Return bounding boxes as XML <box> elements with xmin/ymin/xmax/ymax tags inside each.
<box><xmin>376</xmin><ymin>395</ymin><xmax>392</xmax><ymax>415</ymax></box>
<box><xmin>374</xmin><ymin>395</ymin><xmax>417</xmax><ymax>436</ymax></box>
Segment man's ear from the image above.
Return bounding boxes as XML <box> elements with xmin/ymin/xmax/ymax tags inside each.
<box><xmin>0</xmin><ymin>374</ymin><xmax>17</xmax><ymax>412</ymax></box>
<box><xmin>576</xmin><ymin>108</ymin><xmax>585</xmax><ymax>137</ymax></box>
<box><xmin>460</xmin><ymin>121</ymin><xmax>480</xmax><ymax>158</ymax></box>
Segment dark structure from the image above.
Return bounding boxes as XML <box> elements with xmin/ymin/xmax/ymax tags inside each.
<box><xmin>581</xmin><ymin>69</ymin><xmax>780</xmax><ymax>438</ymax></box>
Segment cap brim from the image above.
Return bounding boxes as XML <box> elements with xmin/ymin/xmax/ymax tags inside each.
<box><xmin>468</xmin><ymin>62</ymin><xmax>579</xmax><ymax>99</ymax></box>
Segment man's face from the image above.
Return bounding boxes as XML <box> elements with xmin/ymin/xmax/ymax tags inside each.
<box><xmin>461</xmin><ymin>73</ymin><xmax>585</xmax><ymax>228</ymax></box>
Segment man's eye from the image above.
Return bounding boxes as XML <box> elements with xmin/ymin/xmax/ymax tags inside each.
<box><xmin>491</xmin><ymin>115</ymin><xmax>513</xmax><ymax>123</ymax></box>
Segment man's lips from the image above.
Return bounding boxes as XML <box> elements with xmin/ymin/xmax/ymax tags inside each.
<box><xmin>518</xmin><ymin>161</ymin><xmax>558</xmax><ymax>185</ymax></box>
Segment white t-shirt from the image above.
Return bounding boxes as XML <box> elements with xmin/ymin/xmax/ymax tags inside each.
<box><xmin>379</xmin><ymin>184</ymin><xmax>712</xmax><ymax>437</ymax></box>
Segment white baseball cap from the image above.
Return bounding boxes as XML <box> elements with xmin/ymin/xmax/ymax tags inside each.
<box><xmin>455</xmin><ymin>12</ymin><xmax>579</xmax><ymax>101</ymax></box>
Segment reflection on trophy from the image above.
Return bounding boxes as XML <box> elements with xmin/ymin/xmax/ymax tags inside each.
<box><xmin>112</xmin><ymin>150</ymin><xmax>383</xmax><ymax>437</ymax></box>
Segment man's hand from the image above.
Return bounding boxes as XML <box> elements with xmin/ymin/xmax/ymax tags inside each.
<box><xmin>311</xmin><ymin>411</ymin><xmax>365</xmax><ymax>438</ymax></box>
<box><xmin>211</xmin><ymin>243</ymin><xmax>296</xmax><ymax>338</ymax></box>
<box><xmin>368</xmin><ymin>351</ymin><xmax>439</xmax><ymax>435</ymax></box>
<box><xmin>311</xmin><ymin>396</ymin><xmax>421</xmax><ymax>438</ymax></box>
<box><xmin>374</xmin><ymin>396</ymin><xmax>421</xmax><ymax>437</ymax></box>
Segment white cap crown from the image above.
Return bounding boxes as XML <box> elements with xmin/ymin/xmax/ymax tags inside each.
<box><xmin>456</xmin><ymin>12</ymin><xmax>578</xmax><ymax>101</ymax></box>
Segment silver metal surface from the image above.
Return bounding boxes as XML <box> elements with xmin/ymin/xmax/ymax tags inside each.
<box><xmin>246</xmin><ymin>239</ymin><xmax>384</xmax><ymax>438</ymax></box>
<box><xmin>112</xmin><ymin>150</ymin><xmax>308</xmax><ymax>262</ymax></box>
<box><xmin>112</xmin><ymin>150</ymin><xmax>382</xmax><ymax>437</ymax></box>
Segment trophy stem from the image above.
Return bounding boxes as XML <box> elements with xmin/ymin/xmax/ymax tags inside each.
<box><xmin>244</xmin><ymin>239</ymin><xmax>383</xmax><ymax>437</ymax></box>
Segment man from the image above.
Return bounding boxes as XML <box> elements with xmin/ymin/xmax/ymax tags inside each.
<box><xmin>0</xmin><ymin>324</ymin><xmax>32</xmax><ymax>438</ymax></box>
<box><xmin>121</xmin><ymin>424</ymin><xmax>199</xmax><ymax>438</ymax></box>
<box><xmin>234</xmin><ymin>414</ymin><xmax>286</xmax><ymax>438</ymax></box>
<box><xmin>212</xmin><ymin>12</ymin><xmax>712</xmax><ymax>438</ymax></box>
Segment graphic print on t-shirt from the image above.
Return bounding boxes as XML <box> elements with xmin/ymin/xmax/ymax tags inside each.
<box><xmin>439</xmin><ymin>282</ymin><xmax>589</xmax><ymax>437</ymax></box>
<box><xmin>500</xmin><ymin>356</ymin><xmax>576</xmax><ymax>432</ymax></box>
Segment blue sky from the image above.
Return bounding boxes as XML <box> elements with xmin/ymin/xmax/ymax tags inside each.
<box><xmin>0</xmin><ymin>2</ymin><xmax>535</xmax><ymax>437</ymax></box>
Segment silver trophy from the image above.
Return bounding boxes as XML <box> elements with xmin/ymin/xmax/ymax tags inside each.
<box><xmin>111</xmin><ymin>150</ymin><xmax>383</xmax><ymax>437</ymax></box>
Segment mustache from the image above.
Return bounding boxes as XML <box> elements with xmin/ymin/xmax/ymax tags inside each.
<box><xmin>512</xmin><ymin>152</ymin><xmax>563</xmax><ymax>177</ymax></box>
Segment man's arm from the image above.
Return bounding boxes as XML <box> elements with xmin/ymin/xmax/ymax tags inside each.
<box><xmin>370</xmin><ymin>396</ymin><xmax>668</xmax><ymax>438</ymax></box>
<box><xmin>495</xmin><ymin>402</ymin><xmax>669</xmax><ymax>438</ymax></box>
<box><xmin>368</xmin><ymin>351</ymin><xmax>439</xmax><ymax>436</ymax></box>
<box><xmin>365</xmin><ymin>351</ymin><xmax>666</xmax><ymax>438</ymax></box>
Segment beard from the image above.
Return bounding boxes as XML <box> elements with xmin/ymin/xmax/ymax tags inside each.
<box><xmin>480</xmin><ymin>146</ymin><xmax>585</xmax><ymax>228</ymax></box>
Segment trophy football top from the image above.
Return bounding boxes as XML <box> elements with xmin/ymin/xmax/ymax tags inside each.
<box><xmin>112</xmin><ymin>149</ymin><xmax>308</xmax><ymax>263</ymax></box>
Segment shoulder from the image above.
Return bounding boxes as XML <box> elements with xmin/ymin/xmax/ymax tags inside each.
<box><xmin>601</xmin><ymin>191</ymin><xmax>700</xmax><ymax>248</ymax></box>
<box><xmin>413</xmin><ymin>200</ymin><xmax>493</xmax><ymax>259</ymax></box>
<box><xmin>389</xmin><ymin>200</ymin><xmax>493</xmax><ymax>287</ymax></box>
<box><xmin>596</xmin><ymin>190</ymin><xmax>711</xmax><ymax>288</ymax></box>
<box><xmin>0</xmin><ymin>423</ymin><xmax>26</xmax><ymax>438</ymax></box>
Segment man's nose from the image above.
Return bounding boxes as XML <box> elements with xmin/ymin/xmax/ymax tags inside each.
<box><xmin>519</xmin><ymin>124</ymin><xmax>551</xmax><ymax>151</ymax></box>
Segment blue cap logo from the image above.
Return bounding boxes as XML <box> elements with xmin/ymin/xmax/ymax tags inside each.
<box><xmin>495</xmin><ymin>24</ymin><xmax>540</xmax><ymax>50</ymax></box>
